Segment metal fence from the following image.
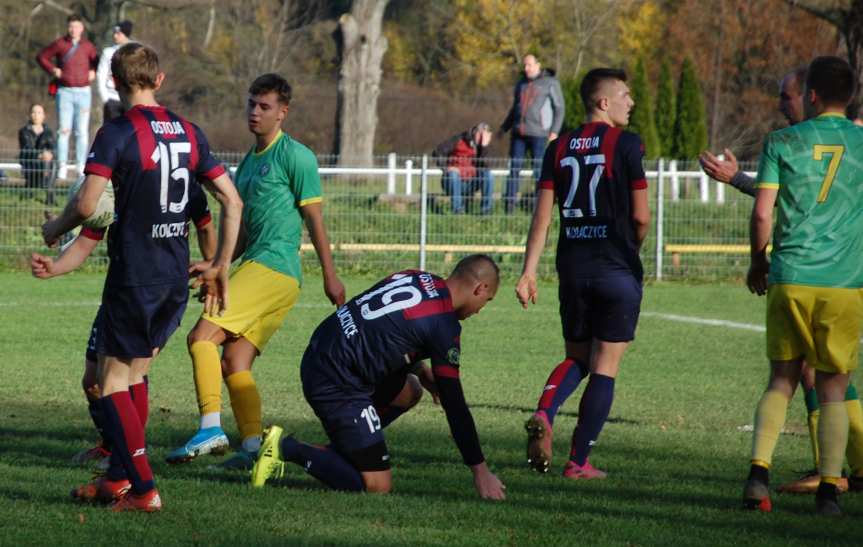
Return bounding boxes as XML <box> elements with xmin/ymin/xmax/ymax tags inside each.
<box><xmin>0</xmin><ymin>150</ymin><xmax>757</xmax><ymax>279</ymax></box>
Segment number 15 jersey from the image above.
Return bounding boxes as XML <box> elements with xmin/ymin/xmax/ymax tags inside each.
<box><xmin>538</xmin><ymin>121</ymin><xmax>647</xmax><ymax>281</ymax></box>
<box><xmin>85</xmin><ymin>105</ymin><xmax>226</xmax><ymax>287</ymax></box>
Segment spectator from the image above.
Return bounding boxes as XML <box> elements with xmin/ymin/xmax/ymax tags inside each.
<box><xmin>433</xmin><ymin>123</ymin><xmax>494</xmax><ymax>214</ymax></box>
<box><xmin>37</xmin><ymin>14</ymin><xmax>98</xmax><ymax>180</ymax></box>
<box><xmin>500</xmin><ymin>54</ymin><xmax>565</xmax><ymax>213</ymax></box>
<box><xmin>97</xmin><ymin>20</ymin><xmax>133</xmax><ymax>122</ymax></box>
<box><xmin>18</xmin><ymin>103</ymin><xmax>57</xmax><ymax>204</ymax></box>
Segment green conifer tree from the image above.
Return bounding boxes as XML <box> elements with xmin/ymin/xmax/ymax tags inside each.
<box><xmin>560</xmin><ymin>74</ymin><xmax>587</xmax><ymax>132</ymax></box>
<box><xmin>627</xmin><ymin>58</ymin><xmax>660</xmax><ymax>159</ymax></box>
<box><xmin>655</xmin><ymin>60</ymin><xmax>675</xmax><ymax>157</ymax></box>
<box><xmin>671</xmin><ymin>58</ymin><xmax>708</xmax><ymax>159</ymax></box>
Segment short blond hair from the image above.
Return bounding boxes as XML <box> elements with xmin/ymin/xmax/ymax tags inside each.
<box><xmin>111</xmin><ymin>42</ymin><xmax>160</xmax><ymax>93</ymax></box>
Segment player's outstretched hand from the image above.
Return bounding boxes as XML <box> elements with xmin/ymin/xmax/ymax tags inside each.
<box><xmin>197</xmin><ymin>264</ymin><xmax>229</xmax><ymax>315</ymax></box>
<box><xmin>699</xmin><ymin>148</ymin><xmax>738</xmax><ymax>184</ymax></box>
<box><xmin>188</xmin><ymin>260</ymin><xmax>212</xmax><ymax>303</ymax></box>
<box><xmin>471</xmin><ymin>462</ymin><xmax>506</xmax><ymax>500</ymax></box>
<box><xmin>30</xmin><ymin>253</ymin><xmax>55</xmax><ymax>279</ymax></box>
<box><xmin>324</xmin><ymin>273</ymin><xmax>346</xmax><ymax>307</ymax></box>
<box><xmin>515</xmin><ymin>273</ymin><xmax>538</xmax><ymax>309</ymax></box>
<box><xmin>747</xmin><ymin>260</ymin><xmax>769</xmax><ymax>296</ymax></box>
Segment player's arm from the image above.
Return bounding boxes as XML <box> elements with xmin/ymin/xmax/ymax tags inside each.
<box><xmin>195</xmin><ymin>220</ymin><xmax>217</xmax><ymax>261</ymax></box>
<box><xmin>631</xmin><ymin>187</ymin><xmax>650</xmax><ymax>248</ymax></box>
<box><xmin>41</xmin><ymin>175</ymin><xmax>110</xmax><ymax>246</ymax></box>
<box><xmin>31</xmin><ymin>231</ymin><xmax>100</xmax><ymax>279</ymax></box>
<box><xmin>301</xmin><ymin>202</ymin><xmax>346</xmax><ymax>306</ymax></box>
<box><xmin>199</xmin><ymin>172</ymin><xmax>243</xmax><ymax>314</ymax></box>
<box><xmin>432</xmin><ymin>357</ymin><xmax>506</xmax><ymax>501</ymax></box>
<box><xmin>748</xmin><ymin>187</ymin><xmax>777</xmax><ymax>296</ymax></box>
<box><xmin>516</xmin><ymin>142</ymin><xmax>557</xmax><ymax>309</ymax></box>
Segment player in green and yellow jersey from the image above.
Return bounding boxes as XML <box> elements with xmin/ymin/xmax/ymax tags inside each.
<box><xmin>167</xmin><ymin>73</ymin><xmax>345</xmax><ymax>468</ymax></box>
<box><xmin>743</xmin><ymin>56</ymin><xmax>863</xmax><ymax>516</ymax></box>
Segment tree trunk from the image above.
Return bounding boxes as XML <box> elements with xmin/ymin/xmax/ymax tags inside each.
<box><xmin>334</xmin><ymin>0</ymin><xmax>389</xmax><ymax>167</ymax></box>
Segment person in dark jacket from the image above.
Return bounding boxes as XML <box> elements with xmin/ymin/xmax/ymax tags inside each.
<box><xmin>18</xmin><ymin>103</ymin><xmax>57</xmax><ymax>204</ymax></box>
<box><xmin>433</xmin><ymin>123</ymin><xmax>494</xmax><ymax>214</ymax></box>
<box><xmin>501</xmin><ymin>54</ymin><xmax>565</xmax><ymax>213</ymax></box>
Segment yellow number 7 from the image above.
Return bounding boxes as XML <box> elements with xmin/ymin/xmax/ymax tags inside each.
<box><xmin>813</xmin><ymin>144</ymin><xmax>844</xmax><ymax>203</ymax></box>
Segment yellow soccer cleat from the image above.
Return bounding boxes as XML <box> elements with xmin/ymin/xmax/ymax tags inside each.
<box><xmin>251</xmin><ymin>425</ymin><xmax>286</xmax><ymax>488</ymax></box>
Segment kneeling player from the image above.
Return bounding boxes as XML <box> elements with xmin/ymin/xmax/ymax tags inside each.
<box><xmin>41</xmin><ymin>42</ymin><xmax>242</xmax><ymax>512</ymax></box>
<box><xmin>251</xmin><ymin>255</ymin><xmax>506</xmax><ymax>499</ymax></box>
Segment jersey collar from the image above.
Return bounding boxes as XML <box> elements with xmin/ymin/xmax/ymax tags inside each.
<box><xmin>816</xmin><ymin>112</ymin><xmax>846</xmax><ymax>119</ymax></box>
<box><xmin>253</xmin><ymin>131</ymin><xmax>284</xmax><ymax>157</ymax></box>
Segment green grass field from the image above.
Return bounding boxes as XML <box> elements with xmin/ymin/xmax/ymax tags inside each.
<box><xmin>3</xmin><ymin>272</ymin><xmax>862</xmax><ymax>546</ymax></box>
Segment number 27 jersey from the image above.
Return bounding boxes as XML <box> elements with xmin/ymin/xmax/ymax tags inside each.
<box><xmin>538</xmin><ymin>122</ymin><xmax>647</xmax><ymax>280</ymax></box>
<box><xmin>85</xmin><ymin>105</ymin><xmax>226</xmax><ymax>287</ymax></box>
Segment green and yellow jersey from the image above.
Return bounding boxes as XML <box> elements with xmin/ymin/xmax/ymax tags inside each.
<box><xmin>234</xmin><ymin>131</ymin><xmax>322</xmax><ymax>284</ymax></box>
<box><xmin>756</xmin><ymin>113</ymin><xmax>863</xmax><ymax>288</ymax></box>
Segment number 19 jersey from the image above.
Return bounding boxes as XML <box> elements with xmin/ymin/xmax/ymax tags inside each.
<box><xmin>85</xmin><ymin>105</ymin><xmax>226</xmax><ymax>287</ymax></box>
<box><xmin>756</xmin><ymin>113</ymin><xmax>863</xmax><ymax>288</ymax></box>
<box><xmin>538</xmin><ymin>122</ymin><xmax>647</xmax><ymax>281</ymax></box>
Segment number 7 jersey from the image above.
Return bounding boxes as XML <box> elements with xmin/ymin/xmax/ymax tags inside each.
<box><xmin>756</xmin><ymin>113</ymin><xmax>863</xmax><ymax>288</ymax></box>
<box><xmin>84</xmin><ymin>105</ymin><xmax>226</xmax><ymax>287</ymax></box>
<box><xmin>538</xmin><ymin>122</ymin><xmax>647</xmax><ymax>281</ymax></box>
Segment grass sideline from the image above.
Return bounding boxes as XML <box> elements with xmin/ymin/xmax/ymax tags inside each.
<box><xmin>2</xmin><ymin>272</ymin><xmax>862</xmax><ymax>545</ymax></box>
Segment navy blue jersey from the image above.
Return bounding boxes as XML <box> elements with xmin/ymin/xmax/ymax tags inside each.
<box><xmin>84</xmin><ymin>105</ymin><xmax>225</xmax><ymax>287</ymax></box>
<box><xmin>538</xmin><ymin>122</ymin><xmax>647</xmax><ymax>281</ymax></box>
<box><xmin>311</xmin><ymin>270</ymin><xmax>461</xmax><ymax>389</ymax></box>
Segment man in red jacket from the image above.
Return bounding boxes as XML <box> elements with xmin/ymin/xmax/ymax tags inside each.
<box><xmin>37</xmin><ymin>14</ymin><xmax>98</xmax><ymax>180</ymax></box>
<box><xmin>432</xmin><ymin>123</ymin><xmax>494</xmax><ymax>214</ymax></box>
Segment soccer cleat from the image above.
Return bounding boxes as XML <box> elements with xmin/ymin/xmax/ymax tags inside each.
<box><xmin>562</xmin><ymin>459</ymin><xmax>607</xmax><ymax>480</ymax></box>
<box><xmin>71</xmin><ymin>475</ymin><xmax>131</xmax><ymax>504</ymax></box>
<box><xmin>525</xmin><ymin>411</ymin><xmax>553</xmax><ymax>473</ymax></box>
<box><xmin>72</xmin><ymin>444</ymin><xmax>110</xmax><ymax>467</ymax></box>
<box><xmin>742</xmin><ymin>478</ymin><xmax>772</xmax><ymax>512</ymax></box>
<box><xmin>815</xmin><ymin>482</ymin><xmax>841</xmax><ymax>516</ymax></box>
<box><xmin>777</xmin><ymin>469</ymin><xmax>849</xmax><ymax>494</ymax></box>
<box><xmin>165</xmin><ymin>427</ymin><xmax>230</xmax><ymax>464</ymax></box>
<box><xmin>211</xmin><ymin>449</ymin><xmax>257</xmax><ymax>472</ymax></box>
<box><xmin>110</xmin><ymin>489</ymin><xmax>162</xmax><ymax>513</ymax></box>
<box><xmin>251</xmin><ymin>425</ymin><xmax>286</xmax><ymax>487</ymax></box>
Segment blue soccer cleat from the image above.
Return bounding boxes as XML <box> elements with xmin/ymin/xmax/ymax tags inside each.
<box><xmin>166</xmin><ymin>427</ymin><xmax>230</xmax><ymax>464</ymax></box>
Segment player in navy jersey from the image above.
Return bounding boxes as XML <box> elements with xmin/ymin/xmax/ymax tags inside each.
<box><xmin>35</xmin><ymin>182</ymin><xmax>216</xmax><ymax>470</ymax></box>
<box><xmin>516</xmin><ymin>68</ymin><xmax>650</xmax><ymax>479</ymax></box>
<box><xmin>251</xmin><ymin>255</ymin><xmax>506</xmax><ymax>500</ymax></box>
<box><xmin>41</xmin><ymin>42</ymin><xmax>242</xmax><ymax>512</ymax></box>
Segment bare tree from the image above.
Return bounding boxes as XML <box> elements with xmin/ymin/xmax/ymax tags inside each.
<box><xmin>334</xmin><ymin>0</ymin><xmax>389</xmax><ymax>166</ymax></box>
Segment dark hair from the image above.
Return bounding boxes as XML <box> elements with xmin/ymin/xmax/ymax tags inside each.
<box><xmin>114</xmin><ymin>20</ymin><xmax>133</xmax><ymax>37</ymax></box>
<box><xmin>111</xmin><ymin>42</ymin><xmax>160</xmax><ymax>93</ymax></box>
<box><xmin>249</xmin><ymin>73</ymin><xmax>292</xmax><ymax>105</ymax></box>
<box><xmin>806</xmin><ymin>56</ymin><xmax>855</xmax><ymax>106</ymax></box>
<box><xmin>451</xmin><ymin>254</ymin><xmax>500</xmax><ymax>284</ymax></box>
<box><xmin>580</xmin><ymin>68</ymin><xmax>627</xmax><ymax>112</ymax></box>
<box><xmin>67</xmin><ymin>14</ymin><xmax>84</xmax><ymax>24</ymax></box>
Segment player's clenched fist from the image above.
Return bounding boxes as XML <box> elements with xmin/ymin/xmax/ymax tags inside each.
<box><xmin>30</xmin><ymin>253</ymin><xmax>56</xmax><ymax>279</ymax></box>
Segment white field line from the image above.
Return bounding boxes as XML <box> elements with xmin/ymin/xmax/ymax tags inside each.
<box><xmin>639</xmin><ymin>311</ymin><xmax>764</xmax><ymax>332</ymax></box>
<box><xmin>0</xmin><ymin>301</ymin><xmax>330</xmax><ymax>309</ymax></box>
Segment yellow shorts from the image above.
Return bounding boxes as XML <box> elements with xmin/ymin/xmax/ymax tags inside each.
<box><xmin>765</xmin><ymin>284</ymin><xmax>862</xmax><ymax>374</ymax></box>
<box><xmin>203</xmin><ymin>260</ymin><xmax>300</xmax><ymax>352</ymax></box>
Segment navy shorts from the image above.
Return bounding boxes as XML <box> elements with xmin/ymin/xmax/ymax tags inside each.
<box><xmin>559</xmin><ymin>274</ymin><xmax>642</xmax><ymax>343</ymax></box>
<box><xmin>97</xmin><ymin>281</ymin><xmax>188</xmax><ymax>359</ymax></box>
<box><xmin>300</xmin><ymin>351</ymin><xmax>392</xmax><ymax>472</ymax></box>
<box><xmin>85</xmin><ymin>306</ymin><xmax>103</xmax><ymax>362</ymax></box>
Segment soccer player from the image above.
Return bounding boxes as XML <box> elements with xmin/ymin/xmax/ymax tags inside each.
<box><xmin>516</xmin><ymin>68</ymin><xmax>650</xmax><ymax>478</ymax></box>
<box><xmin>41</xmin><ymin>42</ymin><xmax>242</xmax><ymax>512</ymax></box>
<box><xmin>34</xmin><ymin>183</ymin><xmax>216</xmax><ymax>470</ymax></box>
<box><xmin>251</xmin><ymin>255</ymin><xmax>506</xmax><ymax>500</ymax></box>
<box><xmin>742</xmin><ymin>56</ymin><xmax>863</xmax><ymax>516</ymax></box>
<box><xmin>701</xmin><ymin>68</ymin><xmax>863</xmax><ymax>494</ymax></box>
<box><xmin>166</xmin><ymin>73</ymin><xmax>345</xmax><ymax>469</ymax></box>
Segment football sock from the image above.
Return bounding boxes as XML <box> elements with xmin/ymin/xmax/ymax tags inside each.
<box><xmin>376</xmin><ymin>405</ymin><xmax>408</xmax><ymax>429</ymax></box>
<box><xmin>807</xmin><ymin>409</ymin><xmax>820</xmax><ymax>468</ymax></box>
<box><xmin>85</xmin><ymin>384</ymin><xmax>111</xmax><ymax>448</ymax></box>
<box><xmin>190</xmin><ymin>341</ymin><xmax>222</xmax><ymax>419</ymax></box>
<box><xmin>226</xmin><ymin>370</ymin><xmax>263</xmax><ymax>442</ymax></box>
<box><xmin>129</xmin><ymin>376</ymin><xmax>149</xmax><ymax>427</ymax></box>
<box><xmin>200</xmin><ymin>412</ymin><xmax>221</xmax><ymax>430</ymax></box>
<box><xmin>750</xmin><ymin>389</ymin><xmax>788</xmax><ymax>468</ymax></box>
<box><xmin>537</xmin><ymin>358</ymin><xmax>589</xmax><ymax>425</ymax></box>
<box><xmin>242</xmin><ymin>436</ymin><xmax>261</xmax><ymax>454</ymax></box>
<box><xmin>99</xmin><ymin>392</ymin><xmax>154</xmax><ymax>494</ymax></box>
<box><xmin>844</xmin><ymin>396</ymin><xmax>863</xmax><ymax>475</ymax></box>
<box><xmin>748</xmin><ymin>462</ymin><xmax>769</xmax><ymax>485</ymax></box>
<box><xmin>569</xmin><ymin>373</ymin><xmax>615</xmax><ymax>466</ymax></box>
<box><xmin>817</xmin><ymin>402</ymin><xmax>848</xmax><ymax>483</ymax></box>
<box><xmin>279</xmin><ymin>437</ymin><xmax>364</xmax><ymax>492</ymax></box>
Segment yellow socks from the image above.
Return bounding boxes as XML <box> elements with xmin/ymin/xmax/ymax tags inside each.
<box><xmin>818</xmin><ymin>402</ymin><xmax>849</xmax><ymax>482</ymax></box>
<box><xmin>751</xmin><ymin>390</ymin><xmax>789</xmax><ymax>467</ymax></box>
<box><xmin>190</xmin><ymin>341</ymin><xmax>223</xmax><ymax>417</ymax></box>
<box><xmin>807</xmin><ymin>409</ymin><xmax>820</xmax><ymax>468</ymax></box>
<box><xmin>844</xmin><ymin>398</ymin><xmax>863</xmax><ymax>476</ymax></box>
<box><xmin>226</xmin><ymin>370</ymin><xmax>262</xmax><ymax>450</ymax></box>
